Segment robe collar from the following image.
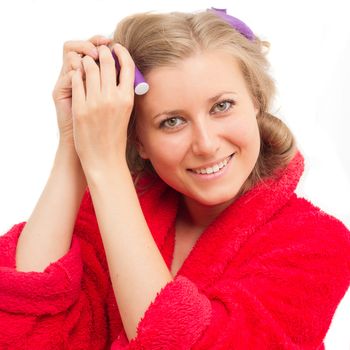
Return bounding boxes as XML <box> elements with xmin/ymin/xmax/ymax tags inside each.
<box><xmin>137</xmin><ymin>151</ymin><xmax>305</xmax><ymax>289</ymax></box>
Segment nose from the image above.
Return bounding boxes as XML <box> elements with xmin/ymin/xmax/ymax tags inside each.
<box><xmin>191</xmin><ymin>119</ymin><xmax>220</xmax><ymax>157</ymax></box>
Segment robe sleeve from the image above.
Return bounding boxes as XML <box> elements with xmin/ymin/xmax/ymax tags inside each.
<box><xmin>111</xmin><ymin>214</ymin><xmax>350</xmax><ymax>350</ymax></box>
<box><xmin>0</xmin><ymin>222</ymin><xmax>83</xmax><ymax>314</ymax></box>
<box><xmin>0</xmin><ymin>222</ymin><xmax>84</xmax><ymax>348</ymax></box>
<box><xmin>0</xmin><ymin>190</ymin><xmax>118</xmax><ymax>349</ymax></box>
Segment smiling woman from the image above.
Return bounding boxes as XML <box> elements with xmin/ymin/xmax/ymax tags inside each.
<box><xmin>0</xmin><ymin>6</ymin><xmax>349</xmax><ymax>350</ymax></box>
<box><xmin>134</xmin><ymin>51</ymin><xmax>262</xmax><ymax>210</ymax></box>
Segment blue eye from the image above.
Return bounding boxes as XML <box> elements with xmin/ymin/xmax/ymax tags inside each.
<box><xmin>158</xmin><ymin>99</ymin><xmax>235</xmax><ymax>130</ymax></box>
<box><xmin>212</xmin><ymin>99</ymin><xmax>235</xmax><ymax>113</ymax></box>
<box><xmin>159</xmin><ymin>116</ymin><xmax>185</xmax><ymax>129</ymax></box>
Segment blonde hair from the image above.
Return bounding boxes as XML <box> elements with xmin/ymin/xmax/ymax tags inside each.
<box><xmin>111</xmin><ymin>10</ymin><xmax>296</xmax><ymax>193</ymax></box>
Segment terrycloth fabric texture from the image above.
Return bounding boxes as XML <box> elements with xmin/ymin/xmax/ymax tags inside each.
<box><xmin>0</xmin><ymin>151</ymin><xmax>349</xmax><ymax>349</ymax></box>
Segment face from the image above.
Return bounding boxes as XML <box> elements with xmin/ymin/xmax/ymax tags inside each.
<box><xmin>135</xmin><ymin>51</ymin><xmax>260</xmax><ymax>207</ymax></box>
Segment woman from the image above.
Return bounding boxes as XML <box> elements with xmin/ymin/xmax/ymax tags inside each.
<box><xmin>1</xmin><ymin>8</ymin><xmax>349</xmax><ymax>349</ymax></box>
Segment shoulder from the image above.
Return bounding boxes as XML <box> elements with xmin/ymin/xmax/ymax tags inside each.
<box><xmin>263</xmin><ymin>194</ymin><xmax>350</xmax><ymax>265</ymax></box>
<box><xmin>227</xmin><ymin>194</ymin><xmax>350</xmax><ymax>304</ymax></box>
<box><xmin>240</xmin><ymin>193</ymin><xmax>350</xmax><ymax>270</ymax></box>
<box><xmin>281</xmin><ymin>195</ymin><xmax>349</xmax><ymax>239</ymax></box>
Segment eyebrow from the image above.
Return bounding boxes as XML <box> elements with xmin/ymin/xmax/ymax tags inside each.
<box><xmin>152</xmin><ymin>91</ymin><xmax>237</xmax><ymax>120</ymax></box>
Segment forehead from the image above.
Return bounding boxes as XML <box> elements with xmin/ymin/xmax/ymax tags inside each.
<box><xmin>135</xmin><ymin>51</ymin><xmax>248</xmax><ymax>116</ymax></box>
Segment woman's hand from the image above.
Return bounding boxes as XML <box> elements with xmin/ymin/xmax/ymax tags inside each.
<box><xmin>52</xmin><ymin>35</ymin><xmax>112</xmax><ymax>147</ymax></box>
<box><xmin>71</xmin><ymin>43</ymin><xmax>135</xmax><ymax>176</ymax></box>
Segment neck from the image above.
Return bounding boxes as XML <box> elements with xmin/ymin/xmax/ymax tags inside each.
<box><xmin>178</xmin><ymin>195</ymin><xmax>235</xmax><ymax>230</ymax></box>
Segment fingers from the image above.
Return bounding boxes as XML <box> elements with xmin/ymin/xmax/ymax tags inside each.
<box><xmin>65</xmin><ymin>51</ymin><xmax>84</xmax><ymax>72</ymax></box>
<box><xmin>62</xmin><ymin>36</ymin><xmax>111</xmax><ymax>73</ymax></box>
<box><xmin>72</xmin><ymin>69</ymin><xmax>85</xmax><ymax>111</ymax></box>
<box><xmin>63</xmin><ymin>35</ymin><xmax>111</xmax><ymax>60</ymax></box>
<box><xmin>52</xmin><ymin>69</ymin><xmax>77</xmax><ymax>101</ymax></box>
<box><xmin>63</xmin><ymin>40</ymin><xmax>98</xmax><ymax>61</ymax></box>
<box><xmin>71</xmin><ymin>42</ymin><xmax>135</xmax><ymax>104</ymax></box>
<box><xmin>62</xmin><ymin>35</ymin><xmax>112</xmax><ymax>79</ymax></box>
<box><xmin>82</xmin><ymin>56</ymin><xmax>100</xmax><ymax>100</ymax></box>
<box><xmin>98</xmin><ymin>45</ymin><xmax>117</xmax><ymax>93</ymax></box>
<box><xmin>87</xmin><ymin>35</ymin><xmax>112</xmax><ymax>47</ymax></box>
<box><xmin>112</xmin><ymin>44</ymin><xmax>135</xmax><ymax>95</ymax></box>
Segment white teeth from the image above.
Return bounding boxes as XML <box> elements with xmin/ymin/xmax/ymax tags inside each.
<box><xmin>192</xmin><ymin>154</ymin><xmax>233</xmax><ymax>175</ymax></box>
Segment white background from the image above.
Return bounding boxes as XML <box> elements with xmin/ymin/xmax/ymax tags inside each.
<box><xmin>0</xmin><ymin>0</ymin><xmax>349</xmax><ymax>348</ymax></box>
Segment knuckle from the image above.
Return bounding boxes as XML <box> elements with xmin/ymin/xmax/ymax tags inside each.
<box><xmin>98</xmin><ymin>46</ymin><xmax>113</xmax><ymax>61</ymax></box>
<box><xmin>89</xmin><ymin>35</ymin><xmax>111</xmax><ymax>45</ymax></box>
<box><xmin>74</xmin><ymin>108</ymin><xmax>88</xmax><ymax>121</ymax></box>
<box><xmin>88</xmin><ymin>35</ymin><xmax>100</xmax><ymax>42</ymax></box>
<box><xmin>74</xmin><ymin>115</ymin><xmax>85</xmax><ymax>126</ymax></box>
<box><xmin>85</xmin><ymin>42</ymin><xmax>97</xmax><ymax>52</ymax></box>
<box><xmin>97</xmin><ymin>96</ymin><xmax>118</xmax><ymax>114</ymax></box>
<box><xmin>87</xmin><ymin>100</ymin><xmax>99</xmax><ymax>112</ymax></box>
<box><xmin>107</xmin><ymin>98</ymin><xmax>119</xmax><ymax>111</ymax></box>
<box><xmin>98</xmin><ymin>96</ymin><xmax>112</xmax><ymax>108</ymax></box>
<box><xmin>63</xmin><ymin>40</ymin><xmax>96</xmax><ymax>57</ymax></box>
<box><xmin>63</xmin><ymin>40</ymin><xmax>74</xmax><ymax>52</ymax></box>
<box><xmin>120</xmin><ymin>94</ymin><xmax>134</xmax><ymax>109</ymax></box>
<box><xmin>83</xmin><ymin>55</ymin><xmax>93</xmax><ymax>62</ymax></box>
<box><xmin>65</xmin><ymin>51</ymin><xmax>80</xmax><ymax>63</ymax></box>
<box><xmin>51</xmin><ymin>89</ymin><xmax>58</xmax><ymax>100</ymax></box>
<box><xmin>65</xmin><ymin>51</ymin><xmax>75</xmax><ymax>59</ymax></box>
<box><xmin>82</xmin><ymin>56</ymin><xmax>96</xmax><ymax>69</ymax></box>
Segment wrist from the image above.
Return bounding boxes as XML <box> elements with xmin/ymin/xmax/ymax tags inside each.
<box><xmin>83</xmin><ymin>157</ymin><xmax>130</xmax><ymax>189</ymax></box>
<box><xmin>54</xmin><ymin>143</ymin><xmax>87</xmax><ymax>188</ymax></box>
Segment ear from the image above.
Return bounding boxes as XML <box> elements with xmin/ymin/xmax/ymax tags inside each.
<box><xmin>136</xmin><ymin>138</ymin><xmax>149</xmax><ymax>159</ymax></box>
<box><xmin>254</xmin><ymin>105</ymin><xmax>259</xmax><ymax>117</ymax></box>
<box><xmin>250</xmin><ymin>95</ymin><xmax>260</xmax><ymax>117</ymax></box>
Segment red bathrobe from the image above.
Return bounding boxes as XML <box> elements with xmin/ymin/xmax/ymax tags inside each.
<box><xmin>1</xmin><ymin>151</ymin><xmax>349</xmax><ymax>349</ymax></box>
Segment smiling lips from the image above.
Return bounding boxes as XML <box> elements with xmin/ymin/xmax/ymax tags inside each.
<box><xmin>189</xmin><ymin>153</ymin><xmax>235</xmax><ymax>175</ymax></box>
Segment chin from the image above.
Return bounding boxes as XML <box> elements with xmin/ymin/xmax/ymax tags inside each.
<box><xmin>190</xmin><ymin>191</ymin><xmax>238</xmax><ymax>207</ymax></box>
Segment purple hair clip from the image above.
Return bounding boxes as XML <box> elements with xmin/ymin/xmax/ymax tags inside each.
<box><xmin>208</xmin><ymin>7</ymin><xmax>255</xmax><ymax>41</ymax></box>
<box><xmin>111</xmin><ymin>49</ymin><xmax>149</xmax><ymax>95</ymax></box>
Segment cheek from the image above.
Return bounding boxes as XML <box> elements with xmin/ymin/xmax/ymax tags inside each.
<box><xmin>145</xmin><ymin>134</ymin><xmax>187</xmax><ymax>169</ymax></box>
<box><xmin>226</xmin><ymin>117</ymin><xmax>259</xmax><ymax>146</ymax></box>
